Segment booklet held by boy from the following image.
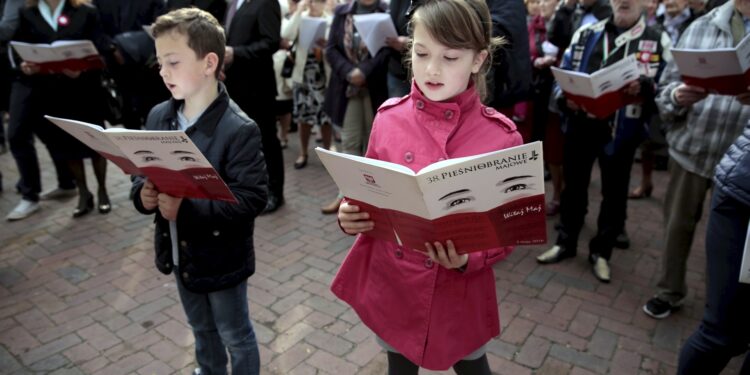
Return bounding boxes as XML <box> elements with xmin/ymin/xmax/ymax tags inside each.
<box><xmin>45</xmin><ymin>116</ymin><xmax>237</xmax><ymax>203</ymax></box>
<box><xmin>10</xmin><ymin>40</ymin><xmax>104</xmax><ymax>74</ymax></box>
<box><xmin>551</xmin><ymin>55</ymin><xmax>641</xmax><ymax>119</ymax></box>
<box><xmin>671</xmin><ymin>34</ymin><xmax>750</xmax><ymax>95</ymax></box>
<box><xmin>316</xmin><ymin>142</ymin><xmax>547</xmax><ymax>254</ymax></box>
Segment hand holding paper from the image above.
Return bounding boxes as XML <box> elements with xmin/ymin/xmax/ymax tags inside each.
<box><xmin>671</xmin><ymin>34</ymin><xmax>750</xmax><ymax>95</ymax></box>
<box><xmin>338</xmin><ymin>202</ymin><xmax>374</xmax><ymax>234</ymax></box>
<box><xmin>352</xmin><ymin>13</ymin><xmax>398</xmax><ymax>56</ymax></box>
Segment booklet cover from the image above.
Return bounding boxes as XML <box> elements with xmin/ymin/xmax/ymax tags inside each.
<box><xmin>45</xmin><ymin>116</ymin><xmax>237</xmax><ymax>203</ymax></box>
<box><xmin>298</xmin><ymin>17</ymin><xmax>328</xmax><ymax>53</ymax></box>
<box><xmin>10</xmin><ymin>40</ymin><xmax>105</xmax><ymax>74</ymax></box>
<box><xmin>671</xmin><ymin>35</ymin><xmax>750</xmax><ymax>95</ymax></box>
<box><xmin>351</xmin><ymin>13</ymin><xmax>398</xmax><ymax>57</ymax></box>
<box><xmin>316</xmin><ymin>142</ymin><xmax>548</xmax><ymax>254</ymax></box>
<box><xmin>551</xmin><ymin>55</ymin><xmax>641</xmax><ymax>119</ymax></box>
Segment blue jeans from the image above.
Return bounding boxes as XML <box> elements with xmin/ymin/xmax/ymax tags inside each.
<box><xmin>176</xmin><ymin>271</ymin><xmax>260</xmax><ymax>375</ymax></box>
<box><xmin>677</xmin><ymin>189</ymin><xmax>750</xmax><ymax>374</ymax></box>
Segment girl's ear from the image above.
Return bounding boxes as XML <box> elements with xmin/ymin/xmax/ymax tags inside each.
<box><xmin>472</xmin><ymin>49</ymin><xmax>489</xmax><ymax>74</ymax></box>
<box><xmin>205</xmin><ymin>52</ymin><xmax>220</xmax><ymax>77</ymax></box>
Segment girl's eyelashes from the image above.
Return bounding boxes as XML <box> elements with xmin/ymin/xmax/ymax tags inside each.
<box><xmin>415</xmin><ymin>52</ymin><xmax>428</xmax><ymax>58</ymax></box>
<box><xmin>444</xmin><ymin>56</ymin><xmax>458</xmax><ymax>61</ymax></box>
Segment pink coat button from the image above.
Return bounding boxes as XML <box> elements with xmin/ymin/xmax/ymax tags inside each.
<box><xmin>416</xmin><ymin>100</ymin><xmax>425</xmax><ymax>109</ymax></box>
<box><xmin>444</xmin><ymin>110</ymin><xmax>453</xmax><ymax>119</ymax></box>
<box><xmin>404</xmin><ymin>152</ymin><xmax>414</xmax><ymax>163</ymax></box>
<box><xmin>395</xmin><ymin>250</ymin><xmax>403</xmax><ymax>258</ymax></box>
<box><xmin>438</xmin><ymin>157</ymin><xmax>445</xmax><ymax>161</ymax></box>
<box><xmin>424</xmin><ymin>258</ymin><xmax>434</xmax><ymax>269</ymax></box>
<box><xmin>484</xmin><ymin>107</ymin><xmax>495</xmax><ymax>115</ymax></box>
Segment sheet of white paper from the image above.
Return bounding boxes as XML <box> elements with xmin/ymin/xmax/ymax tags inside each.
<box><xmin>739</xmin><ymin>222</ymin><xmax>750</xmax><ymax>283</ymax></box>
<box><xmin>551</xmin><ymin>55</ymin><xmax>639</xmax><ymax>98</ymax></box>
<box><xmin>298</xmin><ymin>17</ymin><xmax>327</xmax><ymax>53</ymax></box>
<box><xmin>352</xmin><ymin>13</ymin><xmax>397</xmax><ymax>56</ymax></box>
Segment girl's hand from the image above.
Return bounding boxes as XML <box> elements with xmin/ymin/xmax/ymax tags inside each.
<box><xmin>338</xmin><ymin>202</ymin><xmax>374</xmax><ymax>234</ymax></box>
<box><xmin>421</xmin><ymin>240</ymin><xmax>468</xmax><ymax>270</ymax></box>
<box><xmin>20</xmin><ymin>62</ymin><xmax>40</xmax><ymax>75</ymax></box>
<box><xmin>385</xmin><ymin>36</ymin><xmax>409</xmax><ymax>51</ymax></box>
<box><xmin>157</xmin><ymin>193</ymin><xmax>183</xmax><ymax>221</ymax></box>
<box><xmin>61</xmin><ymin>69</ymin><xmax>81</xmax><ymax>79</ymax></box>
<box><xmin>140</xmin><ymin>179</ymin><xmax>159</xmax><ymax>211</ymax></box>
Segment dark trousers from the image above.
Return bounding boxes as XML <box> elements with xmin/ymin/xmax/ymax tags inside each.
<box><xmin>245</xmin><ymin>106</ymin><xmax>284</xmax><ymax>199</ymax></box>
<box><xmin>387</xmin><ymin>352</ymin><xmax>491</xmax><ymax>375</ymax></box>
<box><xmin>556</xmin><ymin>118</ymin><xmax>637</xmax><ymax>260</ymax></box>
<box><xmin>7</xmin><ymin>81</ymin><xmax>75</xmax><ymax>201</ymax></box>
<box><xmin>677</xmin><ymin>189</ymin><xmax>750</xmax><ymax>374</ymax></box>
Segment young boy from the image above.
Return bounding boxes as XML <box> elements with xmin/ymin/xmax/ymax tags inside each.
<box><xmin>131</xmin><ymin>8</ymin><xmax>268</xmax><ymax>375</ymax></box>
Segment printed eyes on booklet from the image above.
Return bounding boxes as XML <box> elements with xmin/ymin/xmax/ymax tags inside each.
<box><xmin>133</xmin><ymin>149</ymin><xmax>200</xmax><ymax>166</ymax></box>
<box><xmin>438</xmin><ymin>189</ymin><xmax>476</xmax><ymax>211</ymax></box>
<box><xmin>497</xmin><ymin>175</ymin><xmax>536</xmax><ymax>195</ymax></box>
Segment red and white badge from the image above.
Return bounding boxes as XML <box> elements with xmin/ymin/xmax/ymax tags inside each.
<box><xmin>640</xmin><ymin>51</ymin><xmax>652</xmax><ymax>63</ymax></box>
<box><xmin>638</xmin><ymin>40</ymin><xmax>657</xmax><ymax>53</ymax></box>
<box><xmin>58</xmin><ymin>14</ymin><xmax>69</xmax><ymax>27</ymax></box>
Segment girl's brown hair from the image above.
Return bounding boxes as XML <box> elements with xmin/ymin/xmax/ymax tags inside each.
<box><xmin>27</xmin><ymin>0</ymin><xmax>90</xmax><ymax>7</ymax></box>
<box><xmin>407</xmin><ymin>0</ymin><xmax>505</xmax><ymax>101</ymax></box>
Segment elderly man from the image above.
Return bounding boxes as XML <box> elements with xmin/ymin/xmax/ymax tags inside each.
<box><xmin>536</xmin><ymin>0</ymin><xmax>672</xmax><ymax>282</ymax></box>
<box><xmin>643</xmin><ymin>0</ymin><xmax>750</xmax><ymax>319</ymax></box>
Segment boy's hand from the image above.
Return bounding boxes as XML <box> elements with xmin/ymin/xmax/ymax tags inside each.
<box><xmin>338</xmin><ymin>202</ymin><xmax>374</xmax><ymax>234</ymax></box>
<box><xmin>158</xmin><ymin>193</ymin><xmax>183</xmax><ymax>221</ymax></box>
<box><xmin>421</xmin><ymin>240</ymin><xmax>468</xmax><ymax>270</ymax></box>
<box><xmin>140</xmin><ymin>179</ymin><xmax>159</xmax><ymax>211</ymax></box>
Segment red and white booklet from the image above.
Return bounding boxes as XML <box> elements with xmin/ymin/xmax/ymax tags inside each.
<box><xmin>45</xmin><ymin>116</ymin><xmax>237</xmax><ymax>203</ymax></box>
<box><xmin>316</xmin><ymin>142</ymin><xmax>548</xmax><ymax>254</ymax></box>
<box><xmin>671</xmin><ymin>34</ymin><xmax>750</xmax><ymax>95</ymax></box>
<box><xmin>552</xmin><ymin>55</ymin><xmax>641</xmax><ymax>119</ymax></box>
<box><xmin>10</xmin><ymin>40</ymin><xmax>105</xmax><ymax>74</ymax></box>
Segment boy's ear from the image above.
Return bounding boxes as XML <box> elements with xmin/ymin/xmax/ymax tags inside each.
<box><xmin>204</xmin><ymin>52</ymin><xmax>220</xmax><ymax>77</ymax></box>
<box><xmin>472</xmin><ymin>49</ymin><xmax>489</xmax><ymax>74</ymax></box>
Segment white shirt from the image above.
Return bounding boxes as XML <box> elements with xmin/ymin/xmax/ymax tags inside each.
<box><xmin>38</xmin><ymin>0</ymin><xmax>65</xmax><ymax>31</ymax></box>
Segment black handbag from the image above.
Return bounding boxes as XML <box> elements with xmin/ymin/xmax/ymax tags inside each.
<box><xmin>281</xmin><ymin>43</ymin><xmax>295</xmax><ymax>78</ymax></box>
<box><xmin>100</xmin><ymin>74</ymin><xmax>124</xmax><ymax>125</ymax></box>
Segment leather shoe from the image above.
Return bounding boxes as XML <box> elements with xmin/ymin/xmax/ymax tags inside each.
<box><xmin>262</xmin><ymin>195</ymin><xmax>284</xmax><ymax>214</ymax></box>
<box><xmin>590</xmin><ymin>255</ymin><xmax>611</xmax><ymax>283</ymax></box>
<box><xmin>294</xmin><ymin>155</ymin><xmax>308</xmax><ymax>169</ymax></box>
<box><xmin>536</xmin><ymin>245</ymin><xmax>576</xmax><ymax>264</ymax></box>
<box><xmin>614</xmin><ymin>229</ymin><xmax>630</xmax><ymax>249</ymax></box>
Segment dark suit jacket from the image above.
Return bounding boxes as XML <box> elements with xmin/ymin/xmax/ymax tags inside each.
<box><xmin>167</xmin><ymin>0</ymin><xmax>227</xmax><ymax>24</ymax></box>
<box><xmin>223</xmin><ymin>0</ymin><xmax>280</xmax><ymax>116</ymax></box>
<box><xmin>92</xmin><ymin>0</ymin><xmax>165</xmax><ymax>64</ymax></box>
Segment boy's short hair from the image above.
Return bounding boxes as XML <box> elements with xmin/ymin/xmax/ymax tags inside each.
<box><xmin>152</xmin><ymin>7</ymin><xmax>226</xmax><ymax>79</ymax></box>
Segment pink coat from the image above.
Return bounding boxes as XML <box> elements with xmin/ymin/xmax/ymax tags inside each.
<box><xmin>331</xmin><ymin>82</ymin><xmax>523</xmax><ymax>370</ymax></box>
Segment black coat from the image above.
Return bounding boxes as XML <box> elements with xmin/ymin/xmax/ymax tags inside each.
<box><xmin>13</xmin><ymin>2</ymin><xmax>107</xmax><ymax>125</ymax></box>
<box><xmin>167</xmin><ymin>0</ymin><xmax>226</xmax><ymax>25</ymax></box>
<box><xmin>223</xmin><ymin>0</ymin><xmax>280</xmax><ymax>116</ymax></box>
<box><xmin>92</xmin><ymin>0</ymin><xmax>165</xmax><ymax>65</ymax></box>
<box><xmin>132</xmin><ymin>84</ymin><xmax>268</xmax><ymax>293</ymax></box>
<box><xmin>487</xmin><ymin>0</ymin><xmax>531</xmax><ymax>108</ymax></box>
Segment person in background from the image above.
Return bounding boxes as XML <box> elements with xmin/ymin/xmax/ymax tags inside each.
<box><xmin>547</xmin><ymin>0</ymin><xmax>612</xmax><ymax>53</ymax></box>
<box><xmin>9</xmin><ymin>0</ymin><xmax>112</xmax><ymax>220</ymax></box>
<box><xmin>223</xmin><ymin>0</ymin><xmax>284</xmax><ymax>214</ymax></box>
<box><xmin>536</xmin><ymin>0</ymin><xmax>671</xmax><ymax>283</ymax></box>
<box><xmin>273</xmin><ymin>0</ymin><xmax>295</xmax><ymax>150</ymax></box>
<box><xmin>284</xmin><ymin>0</ymin><xmax>333</xmax><ymax>170</ymax></box>
<box><xmin>676</xmin><ymin>123</ymin><xmax>750</xmax><ymax>374</ymax></box>
<box><xmin>320</xmin><ymin>0</ymin><xmax>389</xmax><ymax>214</ymax></box>
<box><xmin>643</xmin><ymin>0</ymin><xmax>750</xmax><ymax>320</ymax></box>
<box><xmin>94</xmin><ymin>0</ymin><xmax>167</xmax><ymax>129</ymax></box>
<box><xmin>385</xmin><ymin>0</ymin><xmax>411</xmax><ymax>98</ymax></box>
<box><xmin>167</xmin><ymin>0</ymin><xmax>227</xmax><ymax>23</ymax></box>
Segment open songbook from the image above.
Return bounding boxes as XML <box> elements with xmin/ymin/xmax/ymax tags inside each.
<box><xmin>45</xmin><ymin>116</ymin><xmax>237</xmax><ymax>203</ymax></box>
<box><xmin>671</xmin><ymin>34</ymin><xmax>750</xmax><ymax>95</ymax></box>
<box><xmin>316</xmin><ymin>142</ymin><xmax>548</xmax><ymax>254</ymax></box>
<box><xmin>10</xmin><ymin>40</ymin><xmax>104</xmax><ymax>74</ymax></box>
<box><xmin>552</xmin><ymin>55</ymin><xmax>641</xmax><ymax>119</ymax></box>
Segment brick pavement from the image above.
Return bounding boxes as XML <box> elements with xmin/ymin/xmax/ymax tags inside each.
<box><xmin>0</xmin><ymin>134</ymin><xmax>745</xmax><ymax>374</ymax></box>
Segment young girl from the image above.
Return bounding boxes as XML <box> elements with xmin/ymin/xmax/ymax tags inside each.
<box><xmin>333</xmin><ymin>0</ymin><xmax>522</xmax><ymax>373</ymax></box>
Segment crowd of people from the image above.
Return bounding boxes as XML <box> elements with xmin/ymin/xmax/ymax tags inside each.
<box><xmin>1</xmin><ymin>0</ymin><xmax>750</xmax><ymax>373</ymax></box>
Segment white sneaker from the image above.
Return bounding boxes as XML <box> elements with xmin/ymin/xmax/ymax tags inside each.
<box><xmin>6</xmin><ymin>199</ymin><xmax>40</xmax><ymax>221</ymax></box>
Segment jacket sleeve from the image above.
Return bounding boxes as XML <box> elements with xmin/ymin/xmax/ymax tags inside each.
<box><xmin>325</xmin><ymin>12</ymin><xmax>356</xmax><ymax>81</ymax></box>
<box><xmin>281</xmin><ymin>9</ymin><xmax>302</xmax><ymax>42</ymax></box>
<box><xmin>462</xmin><ymin>247</ymin><xmax>514</xmax><ymax>274</ymax></box>
<box><xmin>655</xmin><ymin>25</ymin><xmax>695</xmax><ymax>128</ymax></box>
<box><xmin>0</xmin><ymin>0</ymin><xmax>22</xmax><ymax>43</ymax></box>
<box><xmin>358</xmin><ymin>45</ymin><xmax>390</xmax><ymax>78</ymax></box>
<box><xmin>552</xmin><ymin>29</ymin><xmax>579</xmax><ymax>114</ymax></box>
<box><xmin>176</xmin><ymin>122</ymin><xmax>269</xmax><ymax>225</ymax></box>
<box><xmin>547</xmin><ymin>4</ymin><xmax>576</xmax><ymax>50</ymax></box>
<box><xmin>232</xmin><ymin>0</ymin><xmax>281</xmax><ymax>63</ymax></box>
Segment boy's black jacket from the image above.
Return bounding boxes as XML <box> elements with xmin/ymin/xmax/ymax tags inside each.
<box><xmin>132</xmin><ymin>83</ymin><xmax>268</xmax><ymax>293</ymax></box>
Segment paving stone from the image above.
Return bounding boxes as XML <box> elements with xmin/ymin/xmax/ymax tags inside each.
<box><xmin>549</xmin><ymin>344</ymin><xmax>609</xmax><ymax>374</ymax></box>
